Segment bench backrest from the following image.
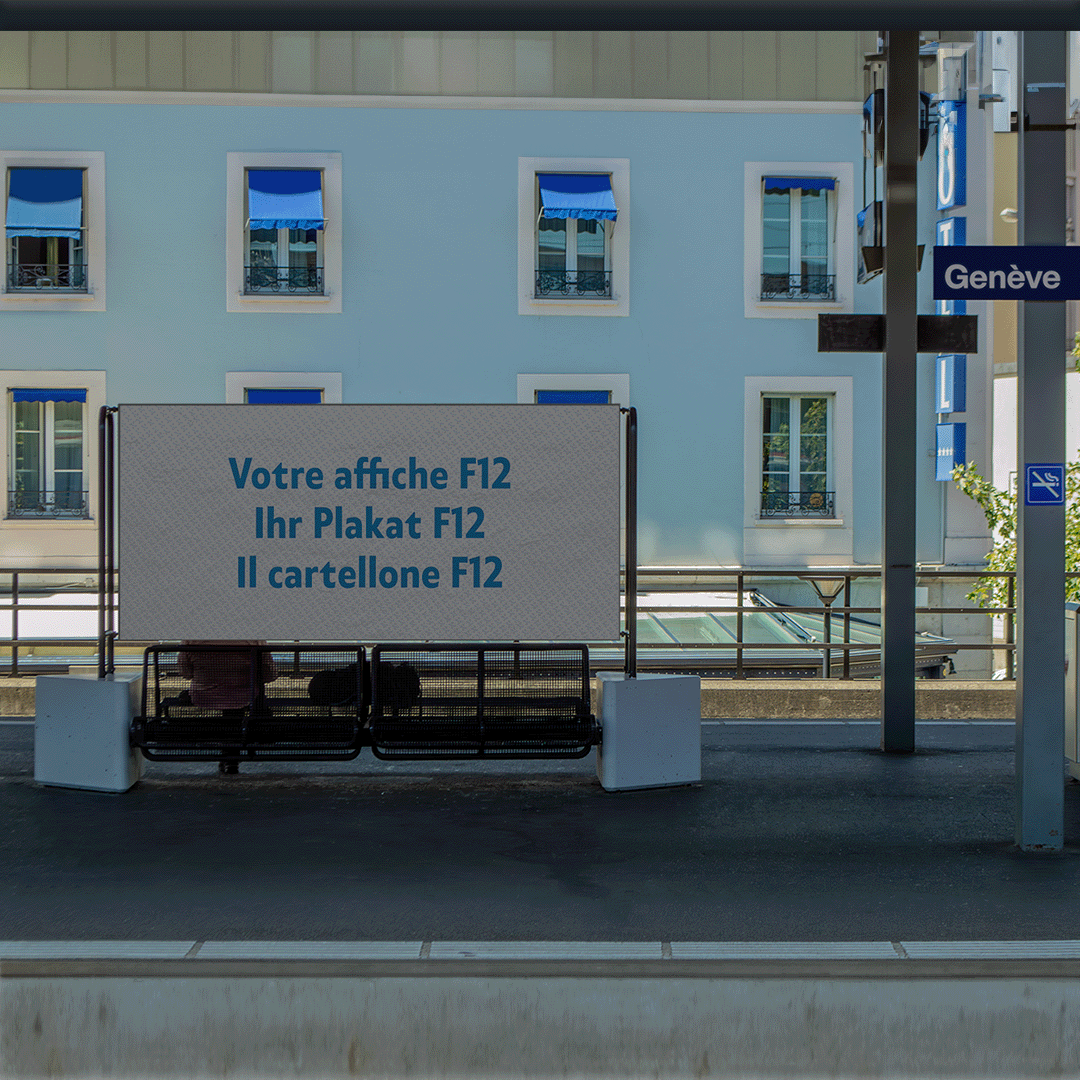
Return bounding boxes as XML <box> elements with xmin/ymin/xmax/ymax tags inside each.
<box><xmin>140</xmin><ymin>643</ymin><xmax>368</xmax><ymax>719</ymax></box>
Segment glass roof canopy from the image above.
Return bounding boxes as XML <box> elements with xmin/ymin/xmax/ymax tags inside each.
<box><xmin>601</xmin><ymin>591</ymin><xmax>956</xmax><ymax>679</ymax></box>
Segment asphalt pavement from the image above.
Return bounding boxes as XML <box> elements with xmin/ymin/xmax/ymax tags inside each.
<box><xmin>2</xmin><ymin>718</ymin><xmax>1078</xmax><ymax>943</ymax></box>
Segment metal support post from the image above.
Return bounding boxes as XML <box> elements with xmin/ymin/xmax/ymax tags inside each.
<box><xmin>97</xmin><ymin>405</ymin><xmax>117</xmax><ymax>678</ymax></box>
<box><xmin>97</xmin><ymin>406</ymin><xmax>108</xmax><ymax>679</ymax></box>
<box><xmin>881</xmin><ymin>30</ymin><xmax>919</xmax><ymax>752</ymax></box>
<box><xmin>624</xmin><ymin>406</ymin><xmax>637</xmax><ymax>678</ymax></box>
<box><xmin>1015</xmin><ymin>31</ymin><xmax>1067</xmax><ymax>851</ymax></box>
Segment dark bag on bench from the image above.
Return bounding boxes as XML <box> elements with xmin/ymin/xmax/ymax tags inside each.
<box><xmin>308</xmin><ymin>663</ymin><xmax>361</xmax><ymax>706</ymax></box>
<box><xmin>376</xmin><ymin>662</ymin><xmax>421</xmax><ymax>713</ymax></box>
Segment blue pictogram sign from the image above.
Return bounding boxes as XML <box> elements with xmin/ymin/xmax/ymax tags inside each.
<box><xmin>935</xmin><ymin>422</ymin><xmax>966</xmax><ymax>481</ymax></box>
<box><xmin>1025</xmin><ymin>463</ymin><xmax>1065</xmax><ymax>505</ymax></box>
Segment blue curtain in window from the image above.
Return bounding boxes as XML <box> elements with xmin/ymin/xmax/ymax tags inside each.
<box><xmin>535</xmin><ymin>389</ymin><xmax>611</xmax><ymax>404</ymax></box>
<box><xmin>5</xmin><ymin>168</ymin><xmax>84</xmax><ymax>240</ymax></box>
<box><xmin>12</xmin><ymin>389</ymin><xmax>87</xmax><ymax>403</ymax></box>
<box><xmin>538</xmin><ymin>174</ymin><xmax>618</xmax><ymax>221</ymax></box>
<box><xmin>763</xmin><ymin>177</ymin><xmax>836</xmax><ymax>193</ymax></box>
<box><xmin>246</xmin><ymin>388</ymin><xmax>323</xmax><ymax>404</ymax></box>
<box><xmin>247</xmin><ymin>170</ymin><xmax>324</xmax><ymax>230</ymax></box>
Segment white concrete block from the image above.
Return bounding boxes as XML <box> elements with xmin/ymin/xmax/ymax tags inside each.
<box><xmin>34</xmin><ymin>672</ymin><xmax>143</xmax><ymax>793</ymax></box>
<box><xmin>595</xmin><ymin>672</ymin><xmax>701</xmax><ymax>791</ymax></box>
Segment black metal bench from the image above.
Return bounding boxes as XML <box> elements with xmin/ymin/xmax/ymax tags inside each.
<box><xmin>368</xmin><ymin>643</ymin><xmax>600</xmax><ymax>759</ymax></box>
<box><xmin>130</xmin><ymin>641</ymin><xmax>600</xmax><ymax>764</ymax></box>
<box><xmin>130</xmin><ymin>643</ymin><xmax>367</xmax><ymax>762</ymax></box>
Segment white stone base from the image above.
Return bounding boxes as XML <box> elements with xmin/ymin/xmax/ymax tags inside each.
<box><xmin>595</xmin><ymin>672</ymin><xmax>701</xmax><ymax>791</ymax></box>
<box><xmin>35</xmin><ymin>672</ymin><xmax>143</xmax><ymax>793</ymax></box>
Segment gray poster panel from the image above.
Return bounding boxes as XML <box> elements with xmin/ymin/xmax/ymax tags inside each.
<box><xmin>118</xmin><ymin>404</ymin><xmax>621</xmax><ymax>641</ymax></box>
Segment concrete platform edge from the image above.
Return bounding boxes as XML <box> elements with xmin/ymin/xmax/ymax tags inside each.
<box><xmin>3</xmin><ymin>965</ymin><xmax>1079</xmax><ymax>1078</ymax></box>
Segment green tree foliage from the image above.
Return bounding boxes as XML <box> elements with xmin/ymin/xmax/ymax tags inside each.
<box><xmin>952</xmin><ymin>460</ymin><xmax>1080</xmax><ymax>608</ymax></box>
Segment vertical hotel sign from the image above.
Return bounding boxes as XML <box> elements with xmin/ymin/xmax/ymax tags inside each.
<box><xmin>937</xmin><ymin>98</ymin><xmax>967</xmax><ymax>212</ymax></box>
<box><xmin>936</xmin><ymin>88</ymin><xmax>968</xmax><ymax>478</ymax></box>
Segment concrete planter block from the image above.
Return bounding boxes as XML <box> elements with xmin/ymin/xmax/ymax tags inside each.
<box><xmin>35</xmin><ymin>672</ymin><xmax>143</xmax><ymax>793</ymax></box>
<box><xmin>595</xmin><ymin>672</ymin><xmax>701</xmax><ymax>791</ymax></box>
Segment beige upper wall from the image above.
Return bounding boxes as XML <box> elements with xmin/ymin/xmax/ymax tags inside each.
<box><xmin>0</xmin><ymin>30</ymin><xmax>881</xmax><ymax>100</ymax></box>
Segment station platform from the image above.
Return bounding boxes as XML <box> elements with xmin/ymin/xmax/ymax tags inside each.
<box><xmin>2</xmin><ymin>716</ymin><xmax>1078</xmax><ymax>1077</ymax></box>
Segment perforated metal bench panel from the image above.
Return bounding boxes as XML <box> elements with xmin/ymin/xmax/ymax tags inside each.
<box><xmin>131</xmin><ymin>645</ymin><xmax>367</xmax><ymax>761</ymax></box>
<box><xmin>369</xmin><ymin>644</ymin><xmax>599</xmax><ymax>759</ymax></box>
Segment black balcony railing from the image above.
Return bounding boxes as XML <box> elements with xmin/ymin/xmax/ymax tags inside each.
<box><xmin>244</xmin><ymin>265</ymin><xmax>324</xmax><ymax>294</ymax></box>
<box><xmin>6</xmin><ymin>262</ymin><xmax>88</xmax><ymax>292</ymax></box>
<box><xmin>760</xmin><ymin>490</ymin><xmax>835</xmax><ymax>518</ymax></box>
<box><xmin>760</xmin><ymin>273</ymin><xmax>836</xmax><ymax>301</ymax></box>
<box><xmin>535</xmin><ymin>269</ymin><xmax>612</xmax><ymax>298</ymax></box>
<box><xmin>7</xmin><ymin>489</ymin><xmax>89</xmax><ymax>519</ymax></box>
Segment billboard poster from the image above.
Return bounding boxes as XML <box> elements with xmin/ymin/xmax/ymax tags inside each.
<box><xmin>118</xmin><ymin>404</ymin><xmax>621</xmax><ymax>642</ymax></box>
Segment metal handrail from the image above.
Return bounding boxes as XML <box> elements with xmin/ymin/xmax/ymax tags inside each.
<box><xmin>759</xmin><ymin>272</ymin><xmax>836</xmax><ymax>301</ymax></box>
<box><xmin>6</xmin><ymin>261</ymin><xmax>88</xmax><ymax>291</ymax></box>
<box><xmin>0</xmin><ymin>564</ymin><xmax>1066</xmax><ymax>679</ymax></box>
<box><xmin>7</xmin><ymin>489</ymin><xmax>89</xmax><ymax>519</ymax></box>
<box><xmin>243</xmin><ymin>264</ymin><xmax>324</xmax><ymax>294</ymax></box>
<box><xmin>534</xmin><ymin>269</ymin><xmax>612</xmax><ymax>298</ymax></box>
<box><xmin>759</xmin><ymin>490</ymin><xmax>836</xmax><ymax>518</ymax></box>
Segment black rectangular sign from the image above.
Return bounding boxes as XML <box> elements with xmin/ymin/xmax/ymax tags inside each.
<box><xmin>818</xmin><ymin>314</ymin><xmax>977</xmax><ymax>354</ymax></box>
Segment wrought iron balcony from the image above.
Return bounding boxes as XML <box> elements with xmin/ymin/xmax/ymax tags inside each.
<box><xmin>8</xmin><ymin>489</ymin><xmax>89</xmax><ymax>519</ymax></box>
<box><xmin>6</xmin><ymin>262</ymin><xmax>88</xmax><ymax>292</ymax></box>
<box><xmin>244</xmin><ymin>265</ymin><xmax>324</xmax><ymax>295</ymax></box>
<box><xmin>760</xmin><ymin>273</ymin><xmax>836</xmax><ymax>301</ymax></box>
<box><xmin>535</xmin><ymin>269</ymin><xmax>612</xmax><ymax>299</ymax></box>
<box><xmin>760</xmin><ymin>490</ymin><xmax>835</xmax><ymax>519</ymax></box>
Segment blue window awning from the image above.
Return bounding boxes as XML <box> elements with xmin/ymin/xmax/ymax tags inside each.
<box><xmin>246</xmin><ymin>387</ymin><xmax>323</xmax><ymax>404</ymax></box>
<box><xmin>536</xmin><ymin>389</ymin><xmax>611</xmax><ymax>404</ymax></box>
<box><xmin>5</xmin><ymin>168</ymin><xmax>84</xmax><ymax>241</ymax></box>
<box><xmin>12</xmin><ymin>388</ymin><xmax>87</xmax><ymax>403</ymax></box>
<box><xmin>247</xmin><ymin>170</ymin><xmax>324</xmax><ymax>231</ymax></box>
<box><xmin>763</xmin><ymin>176</ymin><xmax>836</xmax><ymax>193</ymax></box>
<box><xmin>538</xmin><ymin>174</ymin><xmax>618</xmax><ymax>221</ymax></box>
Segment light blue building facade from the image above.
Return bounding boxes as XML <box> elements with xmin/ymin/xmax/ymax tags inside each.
<box><xmin>0</xmin><ymin>30</ymin><xmax>989</xmax><ymax>590</ymax></box>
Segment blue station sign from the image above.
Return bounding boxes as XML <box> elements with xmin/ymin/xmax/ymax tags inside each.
<box><xmin>934</xmin><ymin>246</ymin><xmax>1080</xmax><ymax>301</ymax></box>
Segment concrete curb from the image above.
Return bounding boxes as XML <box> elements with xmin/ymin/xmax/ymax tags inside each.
<box><xmin>0</xmin><ymin>678</ymin><xmax>1017</xmax><ymax>721</ymax></box>
<box><xmin>698</xmin><ymin>679</ymin><xmax>1016</xmax><ymax>720</ymax></box>
<box><xmin>0</xmin><ymin>679</ymin><xmax>37</xmax><ymax>717</ymax></box>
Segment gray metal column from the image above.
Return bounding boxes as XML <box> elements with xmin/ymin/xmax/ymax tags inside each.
<box><xmin>1016</xmin><ymin>31</ymin><xmax>1067</xmax><ymax>851</ymax></box>
<box><xmin>880</xmin><ymin>30</ymin><xmax>919</xmax><ymax>753</ymax></box>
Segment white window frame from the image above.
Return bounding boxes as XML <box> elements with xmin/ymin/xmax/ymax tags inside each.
<box><xmin>226</xmin><ymin>152</ymin><xmax>342</xmax><ymax>314</ymax></box>
<box><xmin>743</xmin><ymin>375</ymin><xmax>853</xmax><ymax>565</ymax></box>
<box><xmin>518</xmin><ymin>157</ymin><xmax>629</xmax><ymax>318</ymax></box>
<box><xmin>759</xmin><ymin>392</ymin><xmax>835</xmax><ymax>516</ymax></box>
<box><xmin>225</xmin><ymin>371</ymin><xmax>343</xmax><ymax>403</ymax></box>
<box><xmin>516</xmin><ymin>372</ymin><xmax>630</xmax><ymax>408</ymax></box>
<box><xmin>1</xmin><ymin>151</ymin><xmax>105</xmax><ymax>313</ymax></box>
<box><xmin>0</xmin><ymin>370</ymin><xmax>104</xmax><ymax>527</ymax></box>
<box><xmin>744</xmin><ymin>161</ymin><xmax>853</xmax><ymax>320</ymax></box>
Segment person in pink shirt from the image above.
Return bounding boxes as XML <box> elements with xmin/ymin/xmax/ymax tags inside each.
<box><xmin>178</xmin><ymin>641</ymin><xmax>277</xmax><ymax>773</ymax></box>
